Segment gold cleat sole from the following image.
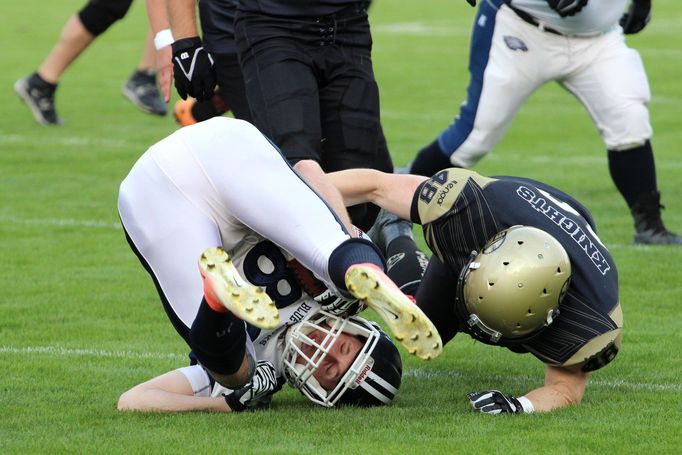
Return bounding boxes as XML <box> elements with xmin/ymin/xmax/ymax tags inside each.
<box><xmin>198</xmin><ymin>246</ymin><xmax>280</xmax><ymax>330</ymax></box>
<box><xmin>345</xmin><ymin>264</ymin><xmax>443</xmax><ymax>360</ymax></box>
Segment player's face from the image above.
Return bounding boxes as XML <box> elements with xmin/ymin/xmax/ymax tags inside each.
<box><xmin>299</xmin><ymin>329</ymin><xmax>364</xmax><ymax>392</ymax></box>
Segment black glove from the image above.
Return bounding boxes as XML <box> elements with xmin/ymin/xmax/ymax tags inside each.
<box><xmin>620</xmin><ymin>0</ymin><xmax>651</xmax><ymax>34</ymax></box>
<box><xmin>468</xmin><ymin>390</ymin><xmax>527</xmax><ymax>414</ymax></box>
<box><xmin>546</xmin><ymin>0</ymin><xmax>589</xmax><ymax>17</ymax></box>
<box><xmin>223</xmin><ymin>360</ymin><xmax>278</xmax><ymax>412</ymax></box>
<box><xmin>314</xmin><ymin>288</ymin><xmax>365</xmax><ymax>316</ymax></box>
<box><xmin>171</xmin><ymin>37</ymin><xmax>216</xmax><ymax>101</ymax></box>
<box><xmin>466</xmin><ymin>0</ymin><xmax>476</xmax><ymax>6</ymax></box>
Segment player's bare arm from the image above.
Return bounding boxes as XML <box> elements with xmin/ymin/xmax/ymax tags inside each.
<box><xmin>166</xmin><ymin>0</ymin><xmax>199</xmax><ymax>39</ymax></box>
<box><xmin>118</xmin><ymin>370</ymin><xmax>232</xmax><ymax>413</ymax></box>
<box><xmin>525</xmin><ymin>365</ymin><xmax>591</xmax><ymax>413</ymax></box>
<box><xmin>468</xmin><ymin>365</ymin><xmax>590</xmax><ymax>415</ymax></box>
<box><xmin>327</xmin><ymin>169</ymin><xmax>427</xmax><ymax>220</ymax></box>
<box><xmin>293</xmin><ymin>160</ymin><xmax>355</xmax><ymax>234</ymax></box>
<box><xmin>145</xmin><ymin>0</ymin><xmax>173</xmax><ymax>101</ymax></box>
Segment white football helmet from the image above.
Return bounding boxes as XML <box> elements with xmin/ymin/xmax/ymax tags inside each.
<box><xmin>282</xmin><ymin>309</ymin><xmax>402</xmax><ymax>407</ymax></box>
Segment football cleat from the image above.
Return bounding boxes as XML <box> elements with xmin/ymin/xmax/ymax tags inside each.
<box><xmin>631</xmin><ymin>191</ymin><xmax>682</xmax><ymax>245</ymax></box>
<box><xmin>173</xmin><ymin>98</ymin><xmax>198</xmax><ymax>126</ymax></box>
<box><xmin>345</xmin><ymin>263</ymin><xmax>443</xmax><ymax>360</ymax></box>
<box><xmin>122</xmin><ymin>69</ymin><xmax>168</xmax><ymax>116</ymax></box>
<box><xmin>14</xmin><ymin>75</ymin><xmax>62</xmax><ymax>126</ymax></box>
<box><xmin>198</xmin><ymin>246</ymin><xmax>280</xmax><ymax>329</ymax></box>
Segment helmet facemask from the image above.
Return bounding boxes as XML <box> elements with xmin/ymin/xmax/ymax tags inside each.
<box><xmin>455</xmin><ymin>225</ymin><xmax>572</xmax><ymax>345</ymax></box>
<box><xmin>282</xmin><ymin>309</ymin><xmax>401</xmax><ymax>407</ymax></box>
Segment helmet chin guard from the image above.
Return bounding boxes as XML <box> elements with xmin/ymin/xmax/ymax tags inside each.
<box><xmin>282</xmin><ymin>309</ymin><xmax>402</xmax><ymax>407</ymax></box>
<box><xmin>455</xmin><ymin>225</ymin><xmax>571</xmax><ymax>345</ymax></box>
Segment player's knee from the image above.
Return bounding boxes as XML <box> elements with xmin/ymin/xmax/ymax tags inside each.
<box><xmin>77</xmin><ymin>0</ymin><xmax>133</xmax><ymax>36</ymax></box>
<box><xmin>449</xmin><ymin>145</ymin><xmax>489</xmax><ymax>168</ymax></box>
<box><xmin>440</xmin><ymin>128</ymin><xmax>492</xmax><ymax>168</ymax></box>
<box><xmin>603</xmin><ymin>104</ymin><xmax>652</xmax><ymax>151</ymax></box>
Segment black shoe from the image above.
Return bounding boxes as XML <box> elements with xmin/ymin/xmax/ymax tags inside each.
<box><xmin>14</xmin><ymin>75</ymin><xmax>62</xmax><ymax>125</ymax></box>
<box><xmin>631</xmin><ymin>191</ymin><xmax>682</xmax><ymax>245</ymax></box>
<box><xmin>122</xmin><ymin>70</ymin><xmax>168</xmax><ymax>116</ymax></box>
<box><xmin>367</xmin><ymin>208</ymin><xmax>415</xmax><ymax>252</ymax></box>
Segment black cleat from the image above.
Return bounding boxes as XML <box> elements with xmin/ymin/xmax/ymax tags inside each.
<box><xmin>631</xmin><ymin>191</ymin><xmax>682</xmax><ymax>245</ymax></box>
<box><xmin>14</xmin><ymin>75</ymin><xmax>62</xmax><ymax>126</ymax></box>
<box><xmin>122</xmin><ymin>70</ymin><xmax>168</xmax><ymax>116</ymax></box>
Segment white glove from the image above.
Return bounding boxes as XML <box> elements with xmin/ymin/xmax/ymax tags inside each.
<box><xmin>468</xmin><ymin>390</ymin><xmax>533</xmax><ymax>414</ymax></box>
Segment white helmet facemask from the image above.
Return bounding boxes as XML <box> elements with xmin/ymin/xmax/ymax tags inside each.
<box><xmin>282</xmin><ymin>309</ymin><xmax>399</xmax><ymax>407</ymax></box>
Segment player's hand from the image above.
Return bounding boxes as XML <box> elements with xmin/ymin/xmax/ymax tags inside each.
<box><xmin>223</xmin><ymin>360</ymin><xmax>278</xmax><ymax>412</ymax></box>
<box><xmin>314</xmin><ymin>289</ymin><xmax>365</xmax><ymax>316</ymax></box>
<box><xmin>465</xmin><ymin>0</ymin><xmax>476</xmax><ymax>6</ymax></box>
<box><xmin>155</xmin><ymin>45</ymin><xmax>173</xmax><ymax>103</ymax></box>
<box><xmin>546</xmin><ymin>0</ymin><xmax>588</xmax><ymax>18</ymax></box>
<box><xmin>171</xmin><ymin>36</ymin><xmax>216</xmax><ymax>101</ymax></box>
<box><xmin>620</xmin><ymin>0</ymin><xmax>651</xmax><ymax>35</ymax></box>
<box><xmin>468</xmin><ymin>390</ymin><xmax>526</xmax><ymax>414</ymax></box>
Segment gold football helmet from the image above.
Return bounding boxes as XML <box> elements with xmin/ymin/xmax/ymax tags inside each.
<box><xmin>458</xmin><ymin>225</ymin><xmax>572</xmax><ymax>344</ymax></box>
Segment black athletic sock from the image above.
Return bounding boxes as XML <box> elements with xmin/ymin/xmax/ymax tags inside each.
<box><xmin>189</xmin><ymin>298</ymin><xmax>246</xmax><ymax>375</ymax></box>
<box><xmin>384</xmin><ymin>236</ymin><xmax>428</xmax><ymax>297</ymax></box>
<box><xmin>608</xmin><ymin>141</ymin><xmax>657</xmax><ymax>207</ymax></box>
<box><xmin>410</xmin><ymin>139</ymin><xmax>453</xmax><ymax>177</ymax></box>
<box><xmin>328</xmin><ymin>238</ymin><xmax>385</xmax><ymax>294</ymax></box>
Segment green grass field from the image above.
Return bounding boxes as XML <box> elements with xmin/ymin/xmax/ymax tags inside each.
<box><xmin>2</xmin><ymin>0</ymin><xmax>682</xmax><ymax>453</ymax></box>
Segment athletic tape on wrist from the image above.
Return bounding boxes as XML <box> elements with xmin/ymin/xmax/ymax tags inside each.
<box><xmin>154</xmin><ymin>29</ymin><xmax>174</xmax><ymax>50</ymax></box>
<box><xmin>517</xmin><ymin>396</ymin><xmax>535</xmax><ymax>413</ymax></box>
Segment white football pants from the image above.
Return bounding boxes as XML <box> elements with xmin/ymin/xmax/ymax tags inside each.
<box><xmin>118</xmin><ymin>118</ymin><xmax>350</xmax><ymax>330</ymax></box>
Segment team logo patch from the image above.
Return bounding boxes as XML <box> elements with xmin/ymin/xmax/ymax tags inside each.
<box><xmin>503</xmin><ymin>35</ymin><xmax>528</xmax><ymax>52</ymax></box>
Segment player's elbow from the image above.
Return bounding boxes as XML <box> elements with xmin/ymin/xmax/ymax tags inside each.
<box><xmin>117</xmin><ymin>389</ymin><xmax>142</xmax><ymax>412</ymax></box>
<box><xmin>560</xmin><ymin>386</ymin><xmax>584</xmax><ymax>406</ymax></box>
<box><xmin>550</xmin><ymin>376</ymin><xmax>588</xmax><ymax>408</ymax></box>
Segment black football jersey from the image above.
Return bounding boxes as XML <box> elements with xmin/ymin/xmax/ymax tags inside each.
<box><xmin>410</xmin><ymin>169</ymin><xmax>622</xmax><ymax>371</ymax></box>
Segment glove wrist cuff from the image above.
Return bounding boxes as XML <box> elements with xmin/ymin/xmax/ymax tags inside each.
<box><xmin>517</xmin><ymin>396</ymin><xmax>535</xmax><ymax>413</ymax></box>
<box><xmin>171</xmin><ymin>36</ymin><xmax>202</xmax><ymax>53</ymax></box>
<box><xmin>223</xmin><ymin>393</ymin><xmax>247</xmax><ymax>413</ymax></box>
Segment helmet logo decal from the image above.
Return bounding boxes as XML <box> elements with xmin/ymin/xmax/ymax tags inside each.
<box><xmin>354</xmin><ymin>360</ymin><xmax>374</xmax><ymax>386</ymax></box>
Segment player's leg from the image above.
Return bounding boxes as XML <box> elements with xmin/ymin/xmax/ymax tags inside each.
<box><xmin>317</xmin><ymin>16</ymin><xmax>390</xmax><ymax>230</ymax></box>
<box><xmin>410</xmin><ymin>2</ymin><xmax>542</xmax><ymax>176</ymax></box>
<box><xmin>187</xmin><ymin>118</ymin><xmax>441</xmax><ymax>358</ymax></box>
<box><xmin>564</xmin><ymin>31</ymin><xmax>681</xmax><ymax>244</ymax></box>
<box><xmin>193</xmin><ymin>118</ymin><xmax>361</xmax><ymax>289</ymax></box>
<box><xmin>119</xmin><ymin>149</ymin><xmax>257</xmax><ymax>387</ymax></box>
<box><xmin>15</xmin><ymin>0</ymin><xmax>133</xmax><ymax>125</ymax></box>
<box><xmin>234</xmin><ymin>13</ymin><xmax>323</xmax><ymax>164</ymax></box>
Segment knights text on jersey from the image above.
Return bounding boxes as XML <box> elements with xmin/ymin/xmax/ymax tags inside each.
<box><xmin>411</xmin><ymin>168</ymin><xmax>622</xmax><ymax>370</ymax></box>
